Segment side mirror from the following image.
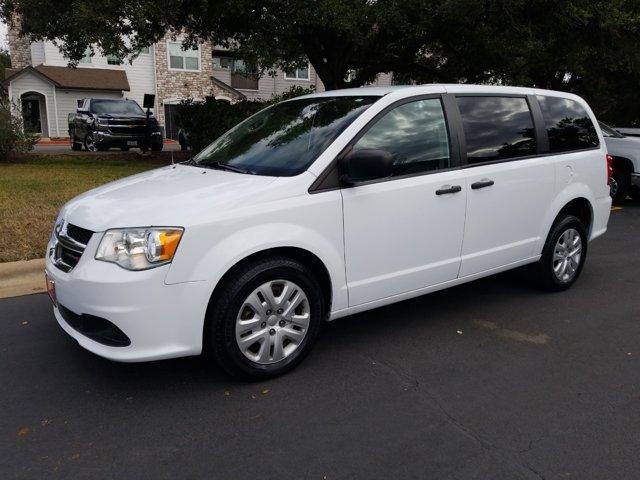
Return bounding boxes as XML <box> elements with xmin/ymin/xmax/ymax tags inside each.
<box><xmin>340</xmin><ymin>148</ymin><xmax>394</xmax><ymax>185</ymax></box>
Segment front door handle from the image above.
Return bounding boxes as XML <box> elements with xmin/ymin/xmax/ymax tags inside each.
<box><xmin>471</xmin><ymin>179</ymin><xmax>495</xmax><ymax>190</ymax></box>
<box><xmin>436</xmin><ymin>185</ymin><xmax>462</xmax><ymax>195</ymax></box>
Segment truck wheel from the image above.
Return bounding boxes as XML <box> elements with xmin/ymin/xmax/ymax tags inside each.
<box><xmin>84</xmin><ymin>133</ymin><xmax>96</xmax><ymax>152</ymax></box>
<box><xmin>610</xmin><ymin>168</ymin><xmax>630</xmax><ymax>204</ymax></box>
<box><xmin>630</xmin><ymin>185</ymin><xmax>640</xmax><ymax>202</ymax></box>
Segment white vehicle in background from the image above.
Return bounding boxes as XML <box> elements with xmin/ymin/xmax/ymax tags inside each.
<box><xmin>599</xmin><ymin>122</ymin><xmax>640</xmax><ymax>203</ymax></box>
<box><xmin>45</xmin><ymin>85</ymin><xmax>611</xmax><ymax>379</ymax></box>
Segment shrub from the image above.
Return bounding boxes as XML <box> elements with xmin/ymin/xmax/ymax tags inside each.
<box><xmin>0</xmin><ymin>99</ymin><xmax>38</xmax><ymax>161</ymax></box>
<box><xmin>175</xmin><ymin>85</ymin><xmax>315</xmax><ymax>152</ymax></box>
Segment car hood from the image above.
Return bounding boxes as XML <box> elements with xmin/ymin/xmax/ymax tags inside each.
<box><xmin>60</xmin><ymin>164</ymin><xmax>279</xmax><ymax>232</ymax></box>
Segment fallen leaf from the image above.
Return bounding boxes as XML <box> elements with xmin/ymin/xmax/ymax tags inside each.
<box><xmin>224</xmin><ymin>390</ymin><xmax>230</xmax><ymax>396</ymax></box>
<box><xmin>41</xmin><ymin>419</ymin><xmax>51</xmax><ymax>426</ymax></box>
<box><xmin>70</xmin><ymin>453</ymin><xmax>80</xmax><ymax>460</ymax></box>
<box><xmin>456</xmin><ymin>330</ymin><xmax>463</xmax><ymax>335</ymax></box>
<box><xmin>17</xmin><ymin>427</ymin><xmax>30</xmax><ymax>436</ymax></box>
<box><xmin>21</xmin><ymin>321</ymin><xmax>28</xmax><ymax>326</ymax></box>
<box><xmin>261</xmin><ymin>389</ymin><xmax>270</xmax><ymax>395</ymax></box>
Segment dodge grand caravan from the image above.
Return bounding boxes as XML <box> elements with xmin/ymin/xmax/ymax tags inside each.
<box><xmin>46</xmin><ymin>85</ymin><xmax>611</xmax><ymax>378</ymax></box>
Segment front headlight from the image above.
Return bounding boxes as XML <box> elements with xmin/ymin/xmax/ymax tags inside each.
<box><xmin>95</xmin><ymin>227</ymin><xmax>184</xmax><ymax>270</ymax></box>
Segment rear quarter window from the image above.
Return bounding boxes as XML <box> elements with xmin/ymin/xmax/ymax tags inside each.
<box><xmin>537</xmin><ymin>96</ymin><xmax>599</xmax><ymax>153</ymax></box>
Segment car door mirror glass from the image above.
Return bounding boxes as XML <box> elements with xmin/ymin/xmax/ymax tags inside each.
<box><xmin>340</xmin><ymin>148</ymin><xmax>394</xmax><ymax>185</ymax></box>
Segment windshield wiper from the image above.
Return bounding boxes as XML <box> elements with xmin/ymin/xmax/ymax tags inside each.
<box><xmin>205</xmin><ymin>161</ymin><xmax>255</xmax><ymax>175</ymax></box>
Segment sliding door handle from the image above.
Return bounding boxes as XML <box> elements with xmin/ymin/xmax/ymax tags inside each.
<box><xmin>471</xmin><ymin>179</ymin><xmax>495</xmax><ymax>190</ymax></box>
<box><xmin>435</xmin><ymin>185</ymin><xmax>462</xmax><ymax>195</ymax></box>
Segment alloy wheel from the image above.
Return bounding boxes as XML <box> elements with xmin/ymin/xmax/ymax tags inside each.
<box><xmin>85</xmin><ymin>135</ymin><xmax>96</xmax><ymax>152</ymax></box>
<box><xmin>553</xmin><ymin>228</ymin><xmax>582</xmax><ymax>283</ymax></box>
<box><xmin>235</xmin><ymin>280</ymin><xmax>310</xmax><ymax>365</ymax></box>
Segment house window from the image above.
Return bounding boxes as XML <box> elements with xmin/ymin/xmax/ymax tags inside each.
<box><xmin>284</xmin><ymin>63</ymin><xmax>310</xmax><ymax>81</ymax></box>
<box><xmin>168</xmin><ymin>42</ymin><xmax>200</xmax><ymax>71</ymax></box>
<box><xmin>213</xmin><ymin>56</ymin><xmax>233</xmax><ymax>69</ymax></box>
<box><xmin>139</xmin><ymin>46</ymin><xmax>150</xmax><ymax>55</ymax></box>
<box><xmin>79</xmin><ymin>47</ymin><xmax>93</xmax><ymax>64</ymax></box>
<box><xmin>106</xmin><ymin>54</ymin><xmax>122</xmax><ymax>65</ymax></box>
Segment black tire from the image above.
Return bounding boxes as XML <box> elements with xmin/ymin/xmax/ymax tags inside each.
<box><xmin>70</xmin><ymin>137</ymin><xmax>82</xmax><ymax>151</ymax></box>
<box><xmin>610</xmin><ymin>168</ymin><xmax>630</xmax><ymax>204</ymax></box>
<box><xmin>630</xmin><ymin>185</ymin><xmax>640</xmax><ymax>202</ymax></box>
<box><xmin>530</xmin><ymin>215</ymin><xmax>588</xmax><ymax>292</ymax></box>
<box><xmin>206</xmin><ymin>256</ymin><xmax>324</xmax><ymax>379</ymax></box>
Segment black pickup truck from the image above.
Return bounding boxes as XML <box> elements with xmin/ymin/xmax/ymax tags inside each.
<box><xmin>68</xmin><ymin>98</ymin><xmax>163</xmax><ymax>152</ymax></box>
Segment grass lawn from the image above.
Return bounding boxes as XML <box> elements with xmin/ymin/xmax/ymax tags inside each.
<box><xmin>0</xmin><ymin>154</ymin><xmax>173</xmax><ymax>263</ymax></box>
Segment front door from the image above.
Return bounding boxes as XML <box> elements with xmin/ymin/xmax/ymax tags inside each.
<box><xmin>21</xmin><ymin>98</ymin><xmax>42</xmax><ymax>134</ymax></box>
<box><xmin>342</xmin><ymin>97</ymin><xmax>467</xmax><ymax>306</ymax></box>
<box><xmin>454</xmin><ymin>95</ymin><xmax>556</xmax><ymax>276</ymax></box>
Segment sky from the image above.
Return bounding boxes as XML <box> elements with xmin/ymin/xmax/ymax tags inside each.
<box><xmin>0</xmin><ymin>20</ymin><xmax>6</xmax><ymax>49</ymax></box>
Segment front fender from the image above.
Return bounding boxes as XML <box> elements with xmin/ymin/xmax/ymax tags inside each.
<box><xmin>165</xmin><ymin>191</ymin><xmax>348</xmax><ymax>312</ymax></box>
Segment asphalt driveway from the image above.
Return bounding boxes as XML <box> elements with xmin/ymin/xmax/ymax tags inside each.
<box><xmin>1</xmin><ymin>205</ymin><xmax>639</xmax><ymax>479</ymax></box>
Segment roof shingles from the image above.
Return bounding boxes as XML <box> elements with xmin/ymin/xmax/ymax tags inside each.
<box><xmin>4</xmin><ymin>65</ymin><xmax>130</xmax><ymax>91</ymax></box>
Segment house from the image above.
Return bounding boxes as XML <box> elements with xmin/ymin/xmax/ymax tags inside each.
<box><xmin>4</xmin><ymin>22</ymin><xmax>393</xmax><ymax>140</ymax></box>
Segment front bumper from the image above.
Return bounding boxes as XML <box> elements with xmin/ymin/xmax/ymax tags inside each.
<box><xmin>45</xmin><ymin>234</ymin><xmax>212</xmax><ymax>362</ymax></box>
<box><xmin>94</xmin><ymin>131</ymin><xmax>163</xmax><ymax>148</ymax></box>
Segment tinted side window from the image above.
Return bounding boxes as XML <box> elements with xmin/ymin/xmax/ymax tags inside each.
<box><xmin>353</xmin><ymin>98</ymin><xmax>450</xmax><ymax>176</ymax></box>
<box><xmin>537</xmin><ymin>96</ymin><xmax>599</xmax><ymax>152</ymax></box>
<box><xmin>456</xmin><ymin>96</ymin><xmax>537</xmax><ymax>164</ymax></box>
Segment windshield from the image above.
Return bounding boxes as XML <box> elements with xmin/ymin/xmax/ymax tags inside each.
<box><xmin>193</xmin><ymin>96</ymin><xmax>379</xmax><ymax>176</ymax></box>
<box><xmin>91</xmin><ymin>99</ymin><xmax>145</xmax><ymax>115</ymax></box>
<box><xmin>599</xmin><ymin>121</ymin><xmax>624</xmax><ymax>138</ymax></box>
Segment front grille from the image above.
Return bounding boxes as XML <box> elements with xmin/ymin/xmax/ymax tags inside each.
<box><xmin>58</xmin><ymin>304</ymin><xmax>131</xmax><ymax>347</ymax></box>
<box><xmin>108</xmin><ymin>119</ymin><xmax>147</xmax><ymax>135</ymax></box>
<box><xmin>51</xmin><ymin>222</ymin><xmax>94</xmax><ymax>272</ymax></box>
<box><xmin>66</xmin><ymin>223</ymin><xmax>93</xmax><ymax>245</ymax></box>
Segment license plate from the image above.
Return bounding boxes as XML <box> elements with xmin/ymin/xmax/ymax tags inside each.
<box><xmin>45</xmin><ymin>273</ymin><xmax>57</xmax><ymax>306</ymax></box>
<box><xmin>127</xmin><ymin>141</ymin><xmax>138</xmax><ymax>146</ymax></box>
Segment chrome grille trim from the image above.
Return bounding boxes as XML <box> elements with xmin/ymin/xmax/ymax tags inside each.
<box><xmin>50</xmin><ymin>221</ymin><xmax>93</xmax><ymax>272</ymax></box>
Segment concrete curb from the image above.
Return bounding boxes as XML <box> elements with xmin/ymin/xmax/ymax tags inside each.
<box><xmin>0</xmin><ymin>259</ymin><xmax>46</xmax><ymax>299</ymax></box>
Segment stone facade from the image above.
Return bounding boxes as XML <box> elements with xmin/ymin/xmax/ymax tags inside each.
<box><xmin>6</xmin><ymin>15</ymin><xmax>32</xmax><ymax>70</ymax></box>
<box><xmin>153</xmin><ymin>33</ymin><xmax>242</xmax><ymax>126</ymax></box>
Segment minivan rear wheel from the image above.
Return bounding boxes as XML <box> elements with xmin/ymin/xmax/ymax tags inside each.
<box><xmin>206</xmin><ymin>256</ymin><xmax>324</xmax><ymax>379</ymax></box>
<box><xmin>531</xmin><ymin>215</ymin><xmax>588</xmax><ymax>292</ymax></box>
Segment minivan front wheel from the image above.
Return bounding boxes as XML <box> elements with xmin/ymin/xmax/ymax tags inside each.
<box><xmin>532</xmin><ymin>215</ymin><xmax>588</xmax><ymax>291</ymax></box>
<box><xmin>206</xmin><ymin>256</ymin><xmax>324</xmax><ymax>379</ymax></box>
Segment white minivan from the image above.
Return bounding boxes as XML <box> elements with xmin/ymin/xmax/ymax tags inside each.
<box><xmin>46</xmin><ymin>85</ymin><xmax>612</xmax><ymax>378</ymax></box>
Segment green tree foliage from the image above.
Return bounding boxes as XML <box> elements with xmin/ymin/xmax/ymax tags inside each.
<box><xmin>0</xmin><ymin>99</ymin><xmax>38</xmax><ymax>160</ymax></box>
<box><xmin>3</xmin><ymin>0</ymin><xmax>640</xmax><ymax>123</ymax></box>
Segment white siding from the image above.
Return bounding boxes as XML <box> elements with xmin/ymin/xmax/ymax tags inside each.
<box><xmin>41</xmin><ymin>41</ymin><xmax>156</xmax><ymax>109</ymax></box>
<box><xmin>8</xmin><ymin>71</ymin><xmax>56</xmax><ymax>137</ymax></box>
